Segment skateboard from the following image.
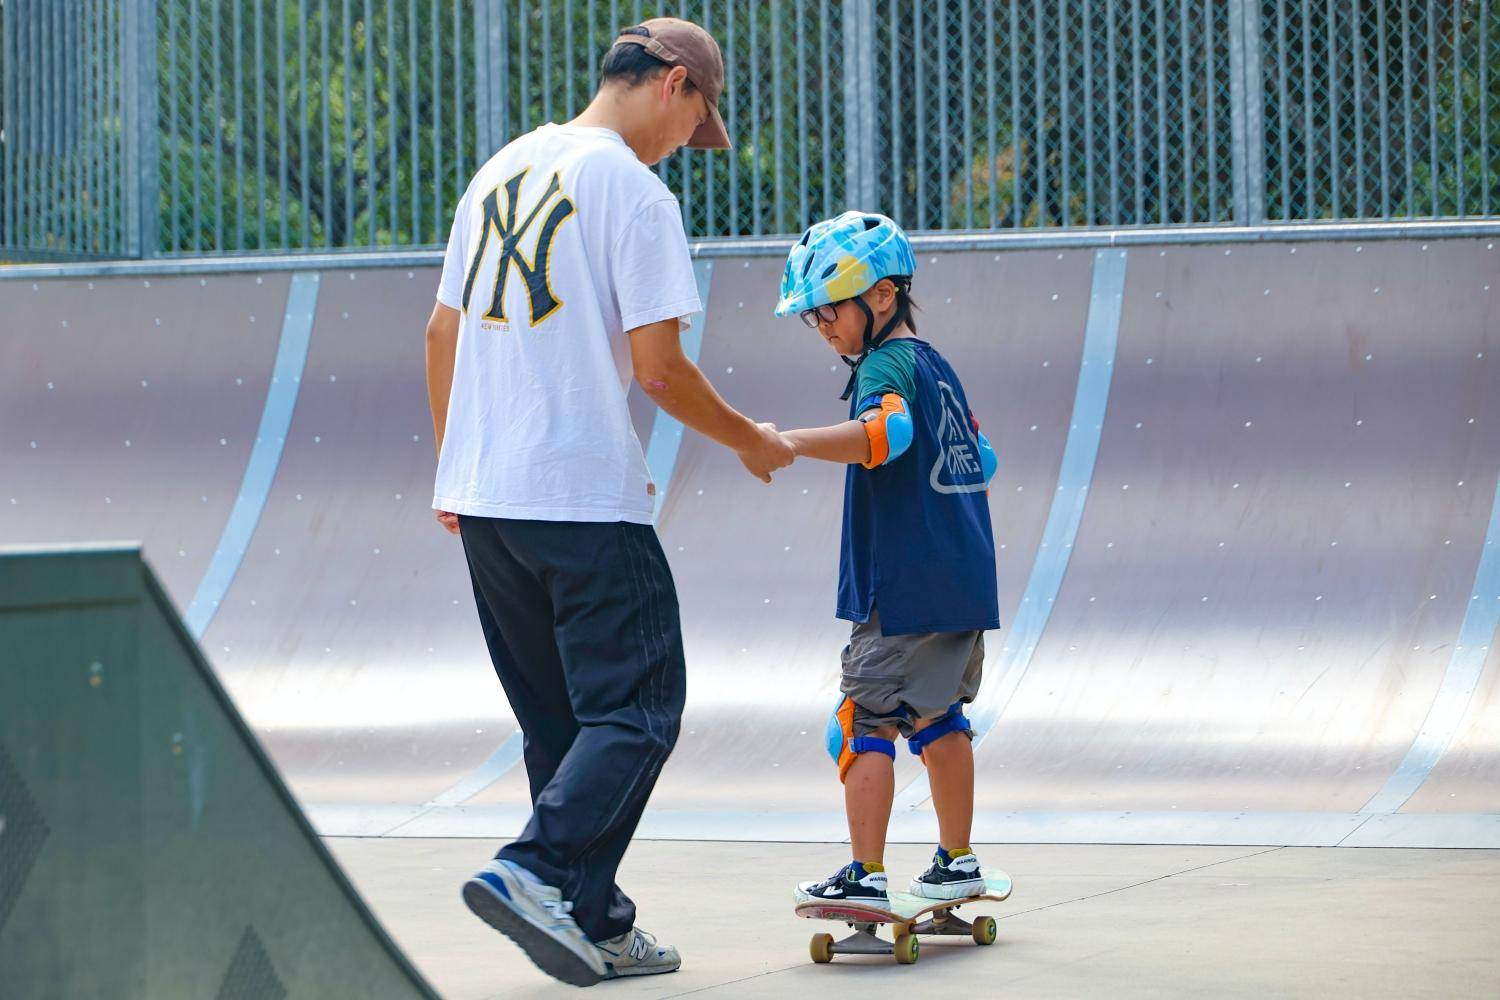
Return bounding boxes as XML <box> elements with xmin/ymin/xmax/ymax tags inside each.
<box><xmin>793</xmin><ymin>870</ymin><xmax>1012</xmax><ymax>965</ymax></box>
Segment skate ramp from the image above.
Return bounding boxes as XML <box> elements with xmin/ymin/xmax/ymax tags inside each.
<box><xmin>1</xmin><ymin>236</ymin><xmax>1498</xmax><ymax>848</ymax></box>
<box><xmin>0</xmin><ymin>545</ymin><xmax>435</xmax><ymax>998</ymax></box>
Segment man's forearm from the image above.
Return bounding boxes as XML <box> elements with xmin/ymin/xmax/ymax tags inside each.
<box><xmin>641</xmin><ymin>358</ymin><xmax>760</xmax><ymax>450</ymax></box>
<box><xmin>425</xmin><ymin>328</ymin><xmax>457</xmax><ymax>456</ymax></box>
<box><xmin>784</xmin><ymin>421</ymin><xmax>871</xmax><ymax>465</ymax></box>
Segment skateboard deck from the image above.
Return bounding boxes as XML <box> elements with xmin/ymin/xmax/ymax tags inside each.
<box><xmin>794</xmin><ymin>870</ymin><xmax>1012</xmax><ymax>965</ymax></box>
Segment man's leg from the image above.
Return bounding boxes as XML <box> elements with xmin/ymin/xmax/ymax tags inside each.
<box><xmin>494</xmin><ymin>519</ymin><xmax>686</xmax><ymax>943</ymax></box>
<box><xmin>457</xmin><ymin>516</ymin><xmax>609</xmax><ymax>986</ymax></box>
<box><xmin>459</xmin><ymin>516</ymin><xmax>578</xmax><ymax>804</ymax></box>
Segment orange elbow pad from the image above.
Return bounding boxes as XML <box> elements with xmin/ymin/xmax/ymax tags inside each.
<box><xmin>860</xmin><ymin>394</ymin><xmax>913</xmax><ymax>469</ymax></box>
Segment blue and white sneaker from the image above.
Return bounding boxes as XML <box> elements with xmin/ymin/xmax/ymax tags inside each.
<box><xmin>462</xmin><ymin>859</ymin><xmax>607</xmax><ymax>987</ymax></box>
<box><xmin>595</xmin><ymin>926</ymin><xmax>681</xmax><ymax>978</ymax></box>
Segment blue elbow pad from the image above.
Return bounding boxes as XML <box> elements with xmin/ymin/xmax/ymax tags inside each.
<box><xmin>860</xmin><ymin>394</ymin><xmax>914</xmax><ymax>468</ymax></box>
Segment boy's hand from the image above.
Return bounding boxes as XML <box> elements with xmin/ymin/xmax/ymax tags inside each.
<box><xmin>435</xmin><ymin>510</ymin><xmax>460</xmax><ymax>534</ymax></box>
<box><xmin>737</xmin><ymin>422</ymin><xmax>795</xmax><ymax>482</ymax></box>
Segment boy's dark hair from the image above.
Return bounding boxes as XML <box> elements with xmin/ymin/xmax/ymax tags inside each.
<box><xmin>599</xmin><ymin>27</ymin><xmax>700</xmax><ymax>91</ymax></box>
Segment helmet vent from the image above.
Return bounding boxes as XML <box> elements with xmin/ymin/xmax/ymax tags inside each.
<box><xmin>862</xmin><ymin>217</ymin><xmax>881</xmax><ymax>231</ymax></box>
<box><xmin>820</xmin><ymin>262</ymin><xmax>839</xmax><ymax>279</ymax></box>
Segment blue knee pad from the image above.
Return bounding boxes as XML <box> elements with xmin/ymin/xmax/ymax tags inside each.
<box><xmin>826</xmin><ymin>697</ymin><xmax>897</xmax><ymax>782</ymax></box>
<box><xmin>907</xmin><ymin>703</ymin><xmax>972</xmax><ymax>756</ymax></box>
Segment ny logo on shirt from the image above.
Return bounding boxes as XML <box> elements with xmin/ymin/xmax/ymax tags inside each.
<box><xmin>462</xmin><ymin>168</ymin><xmax>577</xmax><ymax>326</ymax></box>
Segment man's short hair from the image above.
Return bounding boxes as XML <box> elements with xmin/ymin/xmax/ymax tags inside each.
<box><xmin>599</xmin><ymin>27</ymin><xmax>699</xmax><ymax>90</ymax></box>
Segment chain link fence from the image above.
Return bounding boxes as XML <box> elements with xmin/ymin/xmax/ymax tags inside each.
<box><xmin>1</xmin><ymin>1</ymin><xmax>1497</xmax><ymax>259</ymax></box>
<box><xmin>871</xmin><ymin>0</ymin><xmax>1236</xmax><ymax>230</ymax></box>
<box><xmin>1259</xmin><ymin>0</ymin><xmax>1496</xmax><ymax>222</ymax></box>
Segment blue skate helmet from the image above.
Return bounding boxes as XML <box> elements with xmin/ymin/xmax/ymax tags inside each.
<box><xmin>775</xmin><ymin>211</ymin><xmax>917</xmax><ymax>399</ymax></box>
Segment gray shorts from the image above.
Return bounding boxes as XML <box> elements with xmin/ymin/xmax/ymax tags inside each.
<box><xmin>840</xmin><ymin>608</ymin><xmax>985</xmax><ymax>738</ymax></box>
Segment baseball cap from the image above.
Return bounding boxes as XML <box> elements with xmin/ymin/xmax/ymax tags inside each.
<box><xmin>612</xmin><ymin>17</ymin><xmax>731</xmax><ymax>150</ymax></box>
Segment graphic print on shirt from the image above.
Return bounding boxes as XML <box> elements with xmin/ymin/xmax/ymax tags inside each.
<box><xmin>460</xmin><ymin>167</ymin><xmax>577</xmax><ymax>328</ymax></box>
<box><xmin>930</xmin><ymin>381</ymin><xmax>987</xmax><ymax>495</ymax></box>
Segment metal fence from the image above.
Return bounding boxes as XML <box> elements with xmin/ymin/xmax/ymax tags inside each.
<box><xmin>1</xmin><ymin>1</ymin><xmax>1496</xmax><ymax>260</ymax></box>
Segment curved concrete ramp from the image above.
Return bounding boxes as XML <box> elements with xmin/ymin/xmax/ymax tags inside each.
<box><xmin>1</xmin><ymin>235</ymin><xmax>1497</xmax><ymax>848</ymax></box>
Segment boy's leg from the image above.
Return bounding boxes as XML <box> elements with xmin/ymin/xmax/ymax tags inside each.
<box><xmin>845</xmin><ymin>723</ymin><xmax>900</xmax><ymax>864</ymax></box>
<box><xmin>912</xmin><ymin>716</ymin><xmax>975</xmax><ymax>852</ymax></box>
<box><xmin>494</xmin><ymin>519</ymin><xmax>687</xmax><ymax>944</ymax></box>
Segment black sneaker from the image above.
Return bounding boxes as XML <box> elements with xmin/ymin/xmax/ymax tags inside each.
<box><xmin>909</xmin><ymin>849</ymin><xmax>986</xmax><ymax>900</ymax></box>
<box><xmin>794</xmin><ymin>862</ymin><xmax>889</xmax><ymax>906</ymax></box>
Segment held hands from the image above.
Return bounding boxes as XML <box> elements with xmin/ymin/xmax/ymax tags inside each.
<box><xmin>737</xmin><ymin>421</ymin><xmax>796</xmax><ymax>483</ymax></box>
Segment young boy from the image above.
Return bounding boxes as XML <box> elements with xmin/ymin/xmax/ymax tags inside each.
<box><xmin>774</xmin><ymin>212</ymin><xmax>1000</xmax><ymax>906</ymax></box>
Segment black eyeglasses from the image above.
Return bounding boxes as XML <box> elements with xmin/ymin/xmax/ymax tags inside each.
<box><xmin>798</xmin><ymin>302</ymin><xmax>841</xmax><ymax>328</ymax></box>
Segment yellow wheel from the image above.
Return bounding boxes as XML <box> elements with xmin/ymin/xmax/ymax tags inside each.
<box><xmin>893</xmin><ymin>933</ymin><xmax>920</xmax><ymax>965</ymax></box>
<box><xmin>972</xmin><ymin>915</ymin><xmax>998</xmax><ymax>946</ymax></box>
<box><xmin>810</xmin><ymin>933</ymin><xmax>835</xmax><ymax>964</ymax></box>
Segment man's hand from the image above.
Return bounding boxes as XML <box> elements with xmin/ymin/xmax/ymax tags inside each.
<box><xmin>737</xmin><ymin>422</ymin><xmax>795</xmax><ymax>483</ymax></box>
<box><xmin>436</xmin><ymin>510</ymin><xmax>460</xmax><ymax>535</ymax></box>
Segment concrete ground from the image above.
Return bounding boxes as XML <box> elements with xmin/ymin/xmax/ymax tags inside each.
<box><xmin>326</xmin><ymin>839</ymin><xmax>1500</xmax><ymax>999</ymax></box>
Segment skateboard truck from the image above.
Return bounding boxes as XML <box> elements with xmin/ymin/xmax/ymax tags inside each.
<box><xmin>810</xmin><ymin>921</ymin><xmax>921</xmax><ymax>965</ymax></box>
<box><xmin>805</xmin><ymin>903</ymin><xmax>999</xmax><ymax>965</ymax></box>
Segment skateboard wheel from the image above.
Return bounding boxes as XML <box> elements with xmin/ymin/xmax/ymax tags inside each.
<box><xmin>894</xmin><ymin>933</ymin><xmax>919</xmax><ymax>965</ymax></box>
<box><xmin>972</xmin><ymin>915</ymin><xmax>998</xmax><ymax>946</ymax></box>
<box><xmin>810</xmin><ymin>933</ymin><xmax>835</xmax><ymax>964</ymax></box>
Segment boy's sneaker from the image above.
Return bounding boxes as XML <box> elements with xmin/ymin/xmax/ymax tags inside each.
<box><xmin>794</xmin><ymin>862</ymin><xmax>890</xmax><ymax>907</ymax></box>
<box><xmin>909</xmin><ymin>848</ymin><xmax>986</xmax><ymax>900</ymax></box>
<box><xmin>595</xmin><ymin>926</ymin><xmax>681</xmax><ymax>978</ymax></box>
<box><xmin>461</xmin><ymin>859</ymin><xmax>607</xmax><ymax>987</ymax></box>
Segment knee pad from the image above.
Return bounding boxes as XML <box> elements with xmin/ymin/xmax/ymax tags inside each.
<box><xmin>907</xmin><ymin>702</ymin><xmax>972</xmax><ymax>757</ymax></box>
<box><xmin>826</xmin><ymin>696</ymin><xmax>897</xmax><ymax>783</ymax></box>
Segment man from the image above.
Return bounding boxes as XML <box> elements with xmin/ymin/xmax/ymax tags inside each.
<box><xmin>423</xmin><ymin>17</ymin><xmax>792</xmax><ymax>988</ymax></box>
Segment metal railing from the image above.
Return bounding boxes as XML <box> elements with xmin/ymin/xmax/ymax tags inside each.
<box><xmin>1</xmin><ymin>1</ymin><xmax>1496</xmax><ymax>260</ymax></box>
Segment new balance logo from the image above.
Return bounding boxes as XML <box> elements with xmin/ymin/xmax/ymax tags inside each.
<box><xmin>462</xmin><ymin>168</ymin><xmax>577</xmax><ymax>326</ymax></box>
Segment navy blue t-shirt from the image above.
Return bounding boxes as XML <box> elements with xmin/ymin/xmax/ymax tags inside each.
<box><xmin>838</xmin><ymin>338</ymin><xmax>1000</xmax><ymax>635</ymax></box>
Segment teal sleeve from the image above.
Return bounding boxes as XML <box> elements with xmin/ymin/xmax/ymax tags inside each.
<box><xmin>854</xmin><ymin>342</ymin><xmax>918</xmax><ymax>407</ymax></box>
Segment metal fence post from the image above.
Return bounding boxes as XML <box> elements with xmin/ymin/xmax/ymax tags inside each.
<box><xmin>122</xmin><ymin>0</ymin><xmax>160</xmax><ymax>257</ymax></box>
<box><xmin>842</xmin><ymin>0</ymin><xmax>876</xmax><ymax>212</ymax></box>
<box><xmin>1227</xmin><ymin>0</ymin><xmax>1265</xmax><ymax>225</ymax></box>
<box><xmin>474</xmin><ymin>0</ymin><xmax>504</xmax><ymax>161</ymax></box>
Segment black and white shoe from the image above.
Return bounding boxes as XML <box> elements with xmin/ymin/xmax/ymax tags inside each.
<box><xmin>794</xmin><ymin>863</ymin><xmax>889</xmax><ymax>907</ymax></box>
<box><xmin>909</xmin><ymin>849</ymin><xmax>986</xmax><ymax>900</ymax></box>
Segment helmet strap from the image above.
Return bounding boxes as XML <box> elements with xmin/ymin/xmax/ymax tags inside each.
<box><xmin>839</xmin><ymin>294</ymin><xmax>906</xmax><ymax>401</ymax></box>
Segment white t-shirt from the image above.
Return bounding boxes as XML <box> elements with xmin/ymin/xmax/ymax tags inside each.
<box><xmin>432</xmin><ymin>123</ymin><xmax>700</xmax><ymax>524</ymax></box>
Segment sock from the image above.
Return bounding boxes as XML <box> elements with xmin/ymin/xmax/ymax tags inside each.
<box><xmin>849</xmin><ymin>860</ymin><xmax>886</xmax><ymax>879</ymax></box>
<box><xmin>936</xmin><ymin>846</ymin><xmax>973</xmax><ymax>864</ymax></box>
